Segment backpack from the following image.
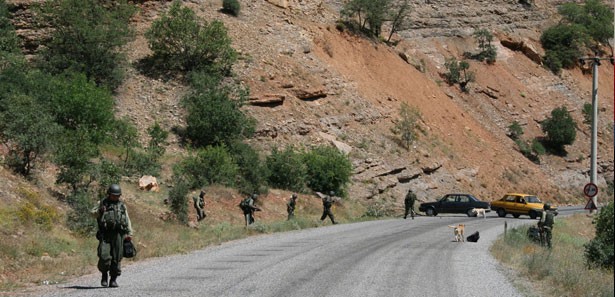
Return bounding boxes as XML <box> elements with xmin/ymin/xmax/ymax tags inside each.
<box><xmin>100</xmin><ymin>201</ymin><xmax>129</xmax><ymax>233</ymax></box>
<box><xmin>239</xmin><ymin>198</ymin><xmax>251</xmax><ymax>210</ymax></box>
<box><xmin>466</xmin><ymin>231</ymin><xmax>480</xmax><ymax>243</ymax></box>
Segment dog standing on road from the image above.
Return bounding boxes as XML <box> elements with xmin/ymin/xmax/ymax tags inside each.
<box><xmin>448</xmin><ymin>224</ymin><xmax>465</xmax><ymax>242</ymax></box>
<box><xmin>472</xmin><ymin>208</ymin><xmax>487</xmax><ymax>219</ymax></box>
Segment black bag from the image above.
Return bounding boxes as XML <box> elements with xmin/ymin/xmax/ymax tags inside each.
<box><xmin>466</xmin><ymin>231</ymin><xmax>480</xmax><ymax>242</ymax></box>
<box><xmin>123</xmin><ymin>239</ymin><xmax>137</xmax><ymax>258</ymax></box>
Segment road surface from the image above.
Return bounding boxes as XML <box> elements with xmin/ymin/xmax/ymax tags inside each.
<box><xmin>35</xmin><ymin>207</ymin><xmax>581</xmax><ymax>297</ymax></box>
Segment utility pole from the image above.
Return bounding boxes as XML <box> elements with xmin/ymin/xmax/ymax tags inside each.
<box><xmin>578</xmin><ymin>55</ymin><xmax>614</xmax><ymax>214</ymax></box>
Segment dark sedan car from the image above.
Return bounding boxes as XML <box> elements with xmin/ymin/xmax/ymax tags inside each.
<box><xmin>419</xmin><ymin>193</ymin><xmax>491</xmax><ymax>217</ymax></box>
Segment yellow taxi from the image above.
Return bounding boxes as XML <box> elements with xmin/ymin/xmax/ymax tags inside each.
<box><xmin>490</xmin><ymin>193</ymin><xmax>557</xmax><ymax>219</ymax></box>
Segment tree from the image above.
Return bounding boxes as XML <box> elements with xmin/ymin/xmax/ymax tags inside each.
<box><xmin>302</xmin><ymin>145</ymin><xmax>352</xmax><ymax>195</ymax></box>
<box><xmin>175</xmin><ymin>145</ymin><xmax>238</xmax><ymax>189</ymax></box>
<box><xmin>183</xmin><ymin>74</ymin><xmax>254</xmax><ymax>148</ymax></box>
<box><xmin>341</xmin><ymin>0</ymin><xmax>392</xmax><ymax>38</ymax></box>
<box><xmin>584</xmin><ymin>202</ymin><xmax>614</xmax><ymax>269</ymax></box>
<box><xmin>386</xmin><ymin>0</ymin><xmax>411</xmax><ymax>43</ymax></box>
<box><xmin>36</xmin><ymin>0</ymin><xmax>135</xmax><ymax>90</ymax></box>
<box><xmin>391</xmin><ymin>102</ymin><xmax>421</xmax><ymax>149</ymax></box>
<box><xmin>444</xmin><ymin>57</ymin><xmax>475</xmax><ymax>92</ymax></box>
<box><xmin>472</xmin><ymin>29</ymin><xmax>497</xmax><ymax>64</ymax></box>
<box><xmin>145</xmin><ymin>0</ymin><xmax>237</xmax><ymax>75</ymax></box>
<box><xmin>0</xmin><ymin>0</ymin><xmax>20</xmax><ymax>54</ymax></box>
<box><xmin>541</xmin><ymin>106</ymin><xmax>577</xmax><ymax>154</ymax></box>
<box><xmin>540</xmin><ymin>24</ymin><xmax>589</xmax><ymax>74</ymax></box>
<box><xmin>266</xmin><ymin>146</ymin><xmax>308</xmax><ymax>193</ymax></box>
<box><xmin>0</xmin><ymin>94</ymin><xmax>60</xmax><ymax>176</ymax></box>
<box><xmin>558</xmin><ymin>0</ymin><xmax>614</xmax><ymax>54</ymax></box>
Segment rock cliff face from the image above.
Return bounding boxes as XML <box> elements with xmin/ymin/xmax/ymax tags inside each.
<box><xmin>5</xmin><ymin>0</ymin><xmax>614</xmax><ymax>207</ymax></box>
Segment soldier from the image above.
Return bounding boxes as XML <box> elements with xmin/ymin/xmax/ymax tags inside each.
<box><xmin>404</xmin><ymin>189</ymin><xmax>417</xmax><ymax>220</ymax></box>
<box><xmin>538</xmin><ymin>203</ymin><xmax>555</xmax><ymax>248</ymax></box>
<box><xmin>91</xmin><ymin>184</ymin><xmax>133</xmax><ymax>288</ymax></box>
<box><xmin>239</xmin><ymin>193</ymin><xmax>261</xmax><ymax>226</ymax></box>
<box><xmin>287</xmin><ymin>193</ymin><xmax>298</xmax><ymax>220</ymax></box>
<box><xmin>320</xmin><ymin>191</ymin><xmax>338</xmax><ymax>224</ymax></box>
<box><xmin>193</xmin><ymin>190</ymin><xmax>206</xmax><ymax>221</ymax></box>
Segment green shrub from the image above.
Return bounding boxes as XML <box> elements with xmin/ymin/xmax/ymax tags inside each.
<box><xmin>584</xmin><ymin>202</ymin><xmax>614</xmax><ymax>269</ymax></box>
<box><xmin>168</xmin><ymin>179</ymin><xmax>189</xmax><ymax>224</ymax></box>
<box><xmin>508</xmin><ymin>121</ymin><xmax>524</xmax><ymax>140</ymax></box>
<box><xmin>582</xmin><ymin>102</ymin><xmax>592</xmax><ymax>125</ymax></box>
<box><xmin>444</xmin><ymin>57</ymin><xmax>475</xmax><ymax>92</ymax></box>
<box><xmin>530</xmin><ymin>139</ymin><xmax>545</xmax><ymax>156</ymax></box>
<box><xmin>228</xmin><ymin>141</ymin><xmax>267</xmax><ymax>195</ymax></box>
<box><xmin>183</xmin><ymin>73</ymin><xmax>254</xmax><ymax>147</ymax></box>
<box><xmin>175</xmin><ymin>146</ymin><xmax>238</xmax><ymax>189</ymax></box>
<box><xmin>36</xmin><ymin>0</ymin><xmax>135</xmax><ymax>90</ymax></box>
<box><xmin>145</xmin><ymin>0</ymin><xmax>237</xmax><ymax>75</ymax></box>
<box><xmin>222</xmin><ymin>0</ymin><xmax>240</xmax><ymax>16</ymax></box>
<box><xmin>472</xmin><ymin>29</ymin><xmax>497</xmax><ymax>64</ymax></box>
<box><xmin>266</xmin><ymin>146</ymin><xmax>308</xmax><ymax>193</ymax></box>
<box><xmin>302</xmin><ymin>145</ymin><xmax>352</xmax><ymax>195</ymax></box>
<box><xmin>0</xmin><ymin>0</ymin><xmax>20</xmax><ymax>53</ymax></box>
<box><xmin>66</xmin><ymin>190</ymin><xmax>98</xmax><ymax>235</ymax></box>
<box><xmin>541</xmin><ymin>106</ymin><xmax>577</xmax><ymax>154</ymax></box>
<box><xmin>391</xmin><ymin>102</ymin><xmax>421</xmax><ymax>149</ymax></box>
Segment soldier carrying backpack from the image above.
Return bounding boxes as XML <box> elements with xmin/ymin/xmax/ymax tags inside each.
<box><xmin>239</xmin><ymin>193</ymin><xmax>261</xmax><ymax>226</ymax></box>
<box><xmin>91</xmin><ymin>184</ymin><xmax>133</xmax><ymax>288</ymax></box>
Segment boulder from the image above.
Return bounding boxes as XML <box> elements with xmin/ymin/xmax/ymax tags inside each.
<box><xmin>139</xmin><ymin>175</ymin><xmax>160</xmax><ymax>192</ymax></box>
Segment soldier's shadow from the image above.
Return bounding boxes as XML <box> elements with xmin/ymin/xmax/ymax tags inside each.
<box><xmin>63</xmin><ymin>285</ymin><xmax>105</xmax><ymax>290</ymax></box>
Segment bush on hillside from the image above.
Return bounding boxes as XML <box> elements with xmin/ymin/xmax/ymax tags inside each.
<box><xmin>36</xmin><ymin>0</ymin><xmax>135</xmax><ymax>90</ymax></box>
<box><xmin>266</xmin><ymin>146</ymin><xmax>308</xmax><ymax>193</ymax></box>
<box><xmin>222</xmin><ymin>0</ymin><xmax>240</xmax><ymax>16</ymax></box>
<box><xmin>174</xmin><ymin>145</ymin><xmax>238</xmax><ymax>189</ymax></box>
<box><xmin>0</xmin><ymin>0</ymin><xmax>20</xmax><ymax>54</ymax></box>
<box><xmin>584</xmin><ymin>202</ymin><xmax>614</xmax><ymax>270</ymax></box>
<box><xmin>540</xmin><ymin>24</ymin><xmax>588</xmax><ymax>74</ymax></box>
<box><xmin>302</xmin><ymin>145</ymin><xmax>352</xmax><ymax>196</ymax></box>
<box><xmin>228</xmin><ymin>141</ymin><xmax>268</xmax><ymax>195</ymax></box>
<box><xmin>507</xmin><ymin>121</ymin><xmax>524</xmax><ymax>140</ymax></box>
<box><xmin>444</xmin><ymin>57</ymin><xmax>475</xmax><ymax>92</ymax></box>
<box><xmin>541</xmin><ymin>106</ymin><xmax>576</xmax><ymax>155</ymax></box>
<box><xmin>66</xmin><ymin>190</ymin><xmax>98</xmax><ymax>235</ymax></box>
<box><xmin>145</xmin><ymin>0</ymin><xmax>237</xmax><ymax>76</ymax></box>
<box><xmin>472</xmin><ymin>29</ymin><xmax>497</xmax><ymax>64</ymax></box>
<box><xmin>582</xmin><ymin>102</ymin><xmax>593</xmax><ymax>125</ymax></box>
<box><xmin>391</xmin><ymin>102</ymin><xmax>421</xmax><ymax>149</ymax></box>
<box><xmin>168</xmin><ymin>178</ymin><xmax>189</xmax><ymax>224</ymax></box>
<box><xmin>183</xmin><ymin>73</ymin><xmax>254</xmax><ymax>148</ymax></box>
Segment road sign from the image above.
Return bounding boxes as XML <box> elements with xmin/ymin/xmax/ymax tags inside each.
<box><xmin>584</xmin><ymin>197</ymin><xmax>597</xmax><ymax>210</ymax></box>
<box><xmin>583</xmin><ymin>183</ymin><xmax>598</xmax><ymax>198</ymax></box>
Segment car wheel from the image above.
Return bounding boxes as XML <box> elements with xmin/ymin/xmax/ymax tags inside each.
<box><xmin>529</xmin><ymin>211</ymin><xmax>537</xmax><ymax>220</ymax></box>
<box><xmin>426</xmin><ymin>208</ymin><xmax>436</xmax><ymax>216</ymax></box>
<box><xmin>497</xmin><ymin>209</ymin><xmax>506</xmax><ymax>217</ymax></box>
<box><xmin>513</xmin><ymin>214</ymin><xmax>520</xmax><ymax>218</ymax></box>
<box><xmin>467</xmin><ymin>209</ymin><xmax>476</xmax><ymax>217</ymax></box>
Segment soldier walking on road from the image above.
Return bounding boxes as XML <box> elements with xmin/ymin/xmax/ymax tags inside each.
<box><xmin>404</xmin><ymin>189</ymin><xmax>417</xmax><ymax>220</ymax></box>
<box><xmin>287</xmin><ymin>193</ymin><xmax>298</xmax><ymax>220</ymax></box>
<box><xmin>193</xmin><ymin>190</ymin><xmax>206</xmax><ymax>221</ymax></box>
<box><xmin>91</xmin><ymin>184</ymin><xmax>133</xmax><ymax>288</ymax></box>
<box><xmin>538</xmin><ymin>203</ymin><xmax>555</xmax><ymax>248</ymax></box>
<box><xmin>239</xmin><ymin>193</ymin><xmax>261</xmax><ymax>226</ymax></box>
<box><xmin>320</xmin><ymin>191</ymin><xmax>338</xmax><ymax>224</ymax></box>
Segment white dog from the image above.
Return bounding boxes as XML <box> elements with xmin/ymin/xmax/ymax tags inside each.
<box><xmin>472</xmin><ymin>208</ymin><xmax>487</xmax><ymax>219</ymax></box>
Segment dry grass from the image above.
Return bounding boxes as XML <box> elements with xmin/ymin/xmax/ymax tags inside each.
<box><xmin>491</xmin><ymin>214</ymin><xmax>614</xmax><ymax>297</ymax></box>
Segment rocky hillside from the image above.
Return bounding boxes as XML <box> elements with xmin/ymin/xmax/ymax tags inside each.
<box><xmin>5</xmin><ymin>0</ymin><xmax>614</xmax><ymax>207</ymax></box>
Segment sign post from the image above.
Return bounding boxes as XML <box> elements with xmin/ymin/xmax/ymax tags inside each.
<box><xmin>583</xmin><ymin>183</ymin><xmax>598</xmax><ymax>212</ymax></box>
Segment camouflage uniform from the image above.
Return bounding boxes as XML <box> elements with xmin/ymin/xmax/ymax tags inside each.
<box><xmin>320</xmin><ymin>192</ymin><xmax>337</xmax><ymax>224</ymax></box>
<box><xmin>538</xmin><ymin>204</ymin><xmax>555</xmax><ymax>248</ymax></box>
<box><xmin>404</xmin><ymin>189</ymin><xmax>416</xmax><ymax>220</ymax></box>
<box><xmin>287</xmin><ymin>194</ymin><xmax>297</xmax><ymax>220</ymax></box>
<box><xmin>240</xmin><ymin>194</ymin><xmax>261</xmax><ymax>226</ymax></box>
<box><xmin>193</xmin><ymin>190</ymin><xmax>206</xmax><ymax>221</ymax></box>
<box><xmin>91</xmin><ymin>184</ymin><xmax>133</xmax><ymax>288</ymax></box>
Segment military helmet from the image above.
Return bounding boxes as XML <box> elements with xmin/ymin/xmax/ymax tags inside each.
<box><xmin>329</xmin><ymin>191</ymin><xmax>335</xmax><ymax>196</ymax></box>
<box><xmin>199</xmin><ymin>190</ymin><xmax>205</xmax><ymax>198</ymax></box>
<box><xmin>252</xmin><ymin>193</ymin><xmax>258</xmax><ymax>199</ymax></box>
<box><xmin>543</xmin><ymin>203</ymin><xmax>551</xmax><ymax>210</ymax></box>
<box><xmin>292</xmin><ymin>193</ymin><xmax>297</xmax><ymax>198</ymax></box>
<box><xmin>107</xmin><ymin>184</ymin><xmax>122</xmax><ymax>196</ymax></box>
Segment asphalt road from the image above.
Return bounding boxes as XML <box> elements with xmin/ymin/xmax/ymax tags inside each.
<box><xmin>35</xmin><ymin>207</ymin><xmax>583</xmax><ymax>297</ymax></box>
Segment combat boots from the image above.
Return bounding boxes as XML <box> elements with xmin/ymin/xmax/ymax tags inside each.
<box><xmin>101</xmin><ymin>272</ymin><xmax>108</xmax><ymax>287</ymax></box>
<box><xmin>109</xmin><ymin>274</ymin><xmax>118</xmax><ymax>288</ymax></box>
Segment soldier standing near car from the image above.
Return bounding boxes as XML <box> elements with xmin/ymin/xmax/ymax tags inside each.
<box><xmin>538</xmin><ymin>203</ymin><xmax>555</xmax><ymax>248</ymax></box>
<box><xmin>404</xmin><ymin>189</ymin><xmax>417</xmax><ymax>220</ymax></box>
<box><xmin>91</xmin><ymin>184</ymin><xmax>133</xmax><ymax>288</ymax></box>
<box><xmin>320</xmin><ymin>191</ymin><xmax>338</xmax><ymax>224</ymax></box>
<box><xmin>193</xmin><ymin>190</ymin><xmax>206</xmax><ymax>221</ymax></box>
<box><xmin>287</xmin><ymin>193</ymin><xmax>298</xmax><ymax>220</ymax></box>
<box><xmin>239</xmin><ymin>193</ymin><xmax>261</xmax><ymax>226</ymax></box>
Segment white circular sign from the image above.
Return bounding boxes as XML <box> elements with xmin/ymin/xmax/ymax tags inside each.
<box><xmin>583</xmin><ymin>183</ymin><xmax>598</xmax><ymax>198</ymax></box>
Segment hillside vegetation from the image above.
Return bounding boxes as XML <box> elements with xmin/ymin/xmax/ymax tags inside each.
<box><xmin>0</xmin><ymin>0</ymin><xmax>613</xmax><ymax>292</ymax></box>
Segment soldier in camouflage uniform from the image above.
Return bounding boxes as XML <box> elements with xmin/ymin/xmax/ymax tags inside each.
<box><xmin>404</xmin><ymin>189</ymin><xmax>417</xmax><ymax>220</ymax></box>
<box><xmin>320</xmin><ymin>191</ymin><xmax>338</xmax><ymax>224</ymax></box>
<box><xmin>239</xmin><ymin>193</ymin><xmax>261</xmax><ymax>226</ymax></box>
<box><xmin>91</xmin><ymin>184</ymin><xmax>133</xmax><ymax>288</ymax></box>
<box><xmin>287</xmin><ymin>193</ymin><xmax>298</xmax><ymax>220</ymax></box>
<box><xmin>193</xmin><ymin>190</ymin><xmax>206</xmax><ymax>221</ymax></box>
<box><xmin>538</xmin><ymin>203</ymin><xmax>555</xmax><ymax>248</ymax></box>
